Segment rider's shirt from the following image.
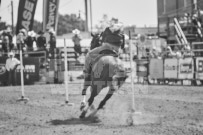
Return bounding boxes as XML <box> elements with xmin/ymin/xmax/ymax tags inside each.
<box><xmin>72</xmin><ymin>35</ymin><xmax>82</xmax><ymax>45</ymax></box>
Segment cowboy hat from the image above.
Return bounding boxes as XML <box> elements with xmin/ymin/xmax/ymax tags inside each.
<box><xmin>28</xmin><ymin>31</ymin><xmax>36</xmax><ymax>37</ymax></box>
<box><xmin>49</xmin><ymin>28</ymin><xmax>55</xmax><ymax>34</ymax></box>
<box><xmin>72</xmin><ymin>29</ymin><xmax>80</xmax><ymax>34</ymax></box>
<box><xmin>8</xmin><ymin>51</ymin><xmax>15</xmax><ymax>57</ymax></box>
<box><xmin>19</xmin><ymin>28</ymin><xmax>27</xmax><ymax>36</ymax></box>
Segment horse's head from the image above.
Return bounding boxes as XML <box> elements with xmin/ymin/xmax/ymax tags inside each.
<box><xmin>90</xmin><ymin>33</ymin><xmax>102</xmax><ymax>50</ymax></box>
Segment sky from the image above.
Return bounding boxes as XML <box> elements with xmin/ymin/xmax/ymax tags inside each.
<box><xmin>0</xmin><ymin>0</ymin><xmax>157</xmax><ymax>28</ymax></box>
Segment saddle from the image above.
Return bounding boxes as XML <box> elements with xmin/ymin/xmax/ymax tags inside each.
<box><xmin>91</xmin><ymin>49</ymin><xmax>118</xmax><ymax>67</ymax></box>
<box><xmin>86</xmin><ymin>49</ymin><xmax>119</xmax><ymax>78</ymax></box>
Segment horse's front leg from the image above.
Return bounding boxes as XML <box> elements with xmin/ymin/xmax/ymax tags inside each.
<box><xmin>80</xmin><ymin>87</ymin><xmax>97</xmax><ymax>118</ymax></box>
<box><xmin>80</xmin><ymin>73</ymin><xmax>92</xmax><ymax>111</ymax></box>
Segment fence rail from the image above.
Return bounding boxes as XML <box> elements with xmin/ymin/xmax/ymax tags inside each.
<box><xmin>136</xmin><ymin>57</ymin><xmax>203</xmax><ymax>86</ymax></box>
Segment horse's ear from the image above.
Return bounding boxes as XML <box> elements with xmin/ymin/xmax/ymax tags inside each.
<box><xmin>91</xmin><ymin>33</ymin><xmax>95</xmax><ymax>37</ymax></box>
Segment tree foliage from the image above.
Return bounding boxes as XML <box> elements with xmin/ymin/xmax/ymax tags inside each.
<box><xmin>57</xmin><ymin>14</ymin><xmax>85</xmax><ymax>35</ymax></box>
<box><xmin>1</xmin><ymin>13</ymin><xmax>85</xmax><ymax>36</ymax></box>
<box><xmin>33</xmin><ymin>20</ymin><xmax>43</xmax><ymax>33</ymax></box>
<box><xmin>32</xmin><ymin>13</ymin><xmax>85</xmax><ymax>35</ymax></box>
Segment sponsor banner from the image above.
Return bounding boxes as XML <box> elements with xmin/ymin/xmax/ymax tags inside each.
<box><xmin>16</xmin><ymin>58</ymin><xmax>40</xmax><ymax>84</ymax></box>
<box><xmin>0</xmin><ymin>57</ymin><xmax>40</xmax><ymax>85</ymax></box>
<box><xmin>196</xmin><ymin>57</ymin><xmax>203</xmax><ymax>80</ymax></box>
<box><xmin>149</xmin><ymin>59</ymin><xmax>163</xmax><ymax>79</ymax></box>
<box><xmin>164</xmin><ymin>59</ymin><xmax>178</xmax><ymax>78</ymax></box>
<box><xmin>136</xmin><ymin>59</ymin><xmax>148</xmax><ymax>77</ymax></box>
<box><xmin>16</xmin><ymin>0</ymin><xmax>38</xmax><ymax>34</ymax></box>
<box><xmin>43</xmin><ymin>0</ymin><xmax>60</xmax><ymax>32</ymax></box>
<box><xmin>178</xmin><ymin>58</ymin><xmax>194</xmax><ymax>79</ymax></box>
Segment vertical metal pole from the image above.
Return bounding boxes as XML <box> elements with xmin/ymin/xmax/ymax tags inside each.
<box><xmin>176</xmin><ymin>0</ymin><xmax>179</xmax><ymax>18</ymax></box>
<box><xmin>193</xmin><ymin>0</ymin><xmax>197</xmax><ymax>10</ymax></box>
<box><xmin>89</xmin><ymin>0</ymin><xmax>93</xmax><ymax>32</ymax></box>
<box><xmin>19</xmin><ymin>34</ymin><xmax>25</xmax><ymax>98</ymax></box>
<box><xmin>84</xmin><ymin>0</ymin><xmax>88</xmax><ymax>32</ymax></box>
<box><xmin>64</xmin><ymin>38</ymin><xmax>69</xmax><ymax>103</ymax></box>
<box><xmin>129</xmin><ymin>31</ymin><xmax>135</xmax><ymax>112</ymax></box>
<box><xmin>11</xmin><ymin>0</ymin><xmax>14</xmax><ymax>35</ymax></box>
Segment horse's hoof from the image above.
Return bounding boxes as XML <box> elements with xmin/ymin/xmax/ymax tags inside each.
<box><xmin>89</xmin><ymin>104</ymin><xmax>95</xmax><ymax>111</ymax></box>
<box><xmin>88</xmin><ymin>110</ymin><xmax>98</xmax><ymax>118</ymax></box>
<box><xmin>80</xmin><ymin>102</ymin><xmax>86</xmax><ymax>111</ymax></box>
<box><xmin>79</xmin><ymin>111</ymin><xmax>87</xmax><ymax>119</ymax></box>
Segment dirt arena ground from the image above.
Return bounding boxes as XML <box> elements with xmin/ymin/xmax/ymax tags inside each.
<box><xmin>0</xmin><ymin>83</ymin><xmax>203</xmax><ymax>135</ymax></box>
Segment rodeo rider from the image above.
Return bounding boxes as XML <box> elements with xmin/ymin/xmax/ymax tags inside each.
<box><xmin>81</xmin><ymin>23</ymin><xmax>127</xmax><ymax>97</ymax></box>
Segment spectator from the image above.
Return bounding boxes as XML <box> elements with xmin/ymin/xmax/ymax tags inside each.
<box><xmin>37</xmin><ymin>31</ymin><xmax>46</xmax><ymax>50</ymax></box>
<box><xmin>16</xmin><ymin>29</ymin><xmax>27</xmax><ymax>51</ymax></box>
<box><xmin>2</xmin><ymin>27</ymin><xmax>13</xmax><ymax>47</ymax></box>
<box><xmin>49</xmin><ymin>29</ymin><xmax>56</xmax><ymax>48</ymax></box>
<box><xmin>2</xmin><ymin>36</ymin><xmax>11</xmax><ymax>53</ymax></box>
<box><xmin>174</xmin><ymin>45</ymin><xmax>182</xmax><ymax>58</ymax></box>
<box><xmin>182</xmin><ymin>45</ymin><xmax>194</xmax><ymax>57</ymax></box>
<box><xmin>5</xmin><ymin>52</ymin><xmax>20</xmax><ymax>86</ymax></box>
<box><xmin>161</xmin><ymin>46</ymin><xmax>175</xmax><ymax>58</ymax></box>
<box><xmin>48</xmin><ymin>28</ymin><xmax>56</xmax><ymax>58</ymax></box>
<box><xmin>6</xmin><ymin>28</ymin><xmax>13</xmax><ymax>45</ymax></box>
<box><xmin>149</xmin><ymin>47</ymin><xmax>159</xmax><ymax>58</ymax></box>
<box><xmin>27</xmin><ymin>31</ymin><xmax>36</xmax><ymax>51</ymax></box>
<box><xmin>72</xmin><ymin>29</ymin><xmax>82</xmax><ymax>59</ymax></box>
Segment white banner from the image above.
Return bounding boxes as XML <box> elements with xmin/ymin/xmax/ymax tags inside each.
<box><xmin>196</xmin><ymin>57</ymin><xmax>203</xmax><ymax>80</ymax></box>
<box><xmin>149</xmin><ymin>59</ymin><xmax>163</xmax><ymax>79</ymax></box>
<box><xmin>178</xmin><ymin>58</ymin><xmax>194</xmax><ymax>79</ymax></box>
<box><xmin>164</xmin><ymin>59</ymin><xmax>178</xmax><ymax>78</ymax></box>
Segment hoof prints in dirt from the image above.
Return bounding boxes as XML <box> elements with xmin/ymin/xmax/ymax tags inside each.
<box><xmin>50</xmin><ymin>117</ymin><xmax>101</xmax><ymax>126</ymax></box>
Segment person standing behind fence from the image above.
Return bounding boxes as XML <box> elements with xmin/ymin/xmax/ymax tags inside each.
<box><xmin>72</xmin><ymin>29</ymin><xmax>82</xmax><ymax>59</ymax></box>
<box><xmin>174</xmin><ymin>46</ymin><xmax>182</xmax><ymax>58</ymax></box>
<box><xmin>27</xmin><ymin>31</ymin><xmax>36</xmax><ymax>51</ymax></box>
<box><xmin>16</xmin><ymin>29</ymin><xmax>27</xmax><ymax>51</ymax></box>
<box><xmin>37</xmin><ymin>31</ymin><xmax>46</xmax><ymax>50</ymax></box>
<box><xmin>5</xmin><ymin>52</ymin><xmax>20</xmax><ymax>86</ymax></box>
<box><xmin>3</xmin><ymin>27</ymin><xmax>13</xmax><ymax>48</ymax></box>
<box><xmin>48</xmin><ymin>28</ymin><xmax>56</xmax><ymax>59</ymax></box>
<box><xmin>2</xmin><ymin>36</ymin><xmax>11</xmax><ymax>54</ymax></box>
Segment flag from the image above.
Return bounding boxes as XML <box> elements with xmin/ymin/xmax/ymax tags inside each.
<box><xmin>43</xmin><ymin>0</ymin><xmax>60</xmax><ymax>34</ymax></box>
<box><xmin>16</xmin><ymin>0</ymin><xmax>38</xmax><ymax>34</ymax></box>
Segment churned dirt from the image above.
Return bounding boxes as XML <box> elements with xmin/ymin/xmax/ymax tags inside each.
<box><xmin>0</xmin><ymin>83</ymin><xmax>203</xmax><ymax>135</ymax></box>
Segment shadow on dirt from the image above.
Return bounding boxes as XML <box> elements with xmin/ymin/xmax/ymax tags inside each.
<box><xmin>50</xmin><ymin>116</ymin><xmax>101</xmax><ymax>126</ymax></box>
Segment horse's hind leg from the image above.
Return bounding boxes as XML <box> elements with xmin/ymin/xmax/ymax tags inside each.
<box><xmin>97</xmin><ymin>88</ymin><xmax>114</xmax><ymax>110</ymax></box>
<box><xmin>88</xmin><ymin>88</ymin><xmax>114</xmax><ymax>117</ymax></box>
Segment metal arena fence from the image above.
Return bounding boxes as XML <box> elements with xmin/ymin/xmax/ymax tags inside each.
<box><xmin>135</xmin><ymin>57</ymin><xmax>203</xmax><ymax>86</ymax></box>
<box><xmin>1</xmin><ymin>42</ymin><xmax>203</xmax><ymax>86</ymax></box>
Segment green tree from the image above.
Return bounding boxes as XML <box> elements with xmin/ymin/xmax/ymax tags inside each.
<box><xmin>33</xmin><ymin>20</ymin><xmax>43</xmax><ymax>33</ymax></box>
<box><xmin>57</xmin><ymin>13</ymin><xmax>85</xmax><ymax>35</ymax></box>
